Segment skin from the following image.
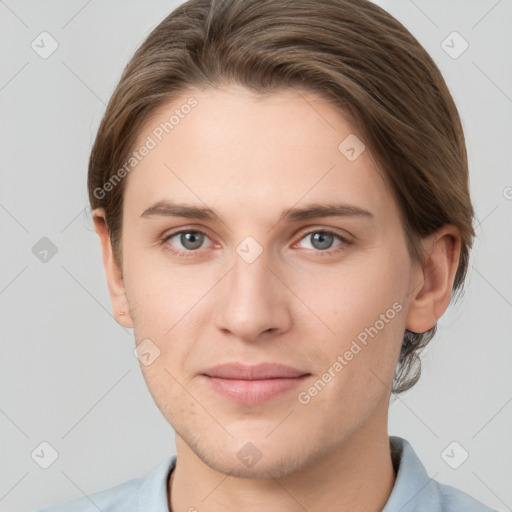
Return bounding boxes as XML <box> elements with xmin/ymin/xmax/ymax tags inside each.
<box><xmin>93</xmin><ymin>84</ymin><xmax>461</xmax><ymax>512</ymax></box>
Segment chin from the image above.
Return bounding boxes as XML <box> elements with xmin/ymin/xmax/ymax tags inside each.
<box><xmin>172</xmin><ymin>411</ymin><xmax>329</xmax><ymax>478</ymax></box>
<box><xmin>183</xmin><ymin>430</ymin><xmax>320</xmax><ymax>479</ymax></box>
<box><xmin>201</xmin><ymin>450</ymin><xmax>310</xmax><ymax>479</ymax></box>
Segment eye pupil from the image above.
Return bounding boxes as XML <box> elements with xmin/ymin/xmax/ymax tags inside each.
<box><xmin>181</xmin><ymin>231</ymin><xmax>203</xmax><ymax>250</ymax></box>
<box><xmin>311</xmin><ymin>232</ymin><xmax>334</xmax><ymax>250</ymax></box>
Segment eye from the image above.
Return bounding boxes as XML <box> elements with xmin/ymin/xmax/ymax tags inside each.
<box><xmin>162</xmin><ymin>228</ymin><xmax>351</xmax><ymax>259</ymax></box>
<box><xmin>163</xmin><ymin>229</ymin><xmax>213</xmax><ymax>256</ymax></box>
<box><xmin>296</xmin><ymin>230</ymin><xmax>348</xmax><ymax>253</ymax></box>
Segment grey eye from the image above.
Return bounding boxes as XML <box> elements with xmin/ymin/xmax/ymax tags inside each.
<box><xmin>177</xmin><ymin>231</ymin><xmax>205</xmax><ymax>250</ymax></box>
<box><xmin>298</xmin><ymin>231</ymin><xmax>343</xmax><ymax>251</ymax></box>
<box><xmin>309</xmin><ymin>232</ymin><xmax>335</xmax><ymax>250</ymax></box>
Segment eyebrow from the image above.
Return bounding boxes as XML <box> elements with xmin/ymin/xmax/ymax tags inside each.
<box><xmin>140</xmin><ymin>200</ymin><xmax>374</xmax><ymax>223</ymax></box>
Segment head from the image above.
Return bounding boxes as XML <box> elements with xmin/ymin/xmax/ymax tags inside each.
<box><xmin>89</xmin><ymin>0</ymin><xmax>473</xmax><ymax>477</ymax></box>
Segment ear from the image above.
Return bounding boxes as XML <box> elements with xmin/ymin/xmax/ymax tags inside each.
<box><xmin>92</xmin><ymin>208</ymin><xmax>134</xmax><ymax>328</ymax></box>
<box><xmin>405</xmin><ymin>225</ymin><xmax>462</xmax><ymax>333</ymax></box>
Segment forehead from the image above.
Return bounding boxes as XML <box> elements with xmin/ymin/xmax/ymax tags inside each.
<box><xmin>123</xmin><ymin>85</ymin><xmax>394</xmax><ymax>224</ymax></box>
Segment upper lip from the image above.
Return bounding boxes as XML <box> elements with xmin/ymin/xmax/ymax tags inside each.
<box><xmin>202</xmin><ymin>363</ymin><xmax>309</xmax><ymax>380</ymax></box>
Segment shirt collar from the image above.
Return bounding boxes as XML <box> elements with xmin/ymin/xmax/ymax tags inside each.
<box><xmin>137</xmin><ymin>455</ymin><xmax>176</xmax><ymax>512</ymax></box>
<box><xmin>383</xmin><ymin>435</ymin><xmax>440</xmax><ymax>512</ymax></box>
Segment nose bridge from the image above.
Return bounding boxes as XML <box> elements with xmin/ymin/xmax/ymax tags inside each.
<box><xmin>213</xmin><ymin>238</ymin><xmax>290</xmax><ymax>340</ymax></box>
<box><xmin>232</xmin><ymin>243</ymin><xmax>271</xmax><ymax>296</ymax></box>
<box><xmin>229</xmin><ymin>231</ymin><xmax>275</xmax><ymax>295</ymax></box>
<box><xmin>229</xmin><ymin>241</ymin><xmax>275</xmax><ymax>312</ymax></box>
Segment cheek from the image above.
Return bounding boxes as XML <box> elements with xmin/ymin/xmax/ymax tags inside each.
<box><xmin>138</xmin><ymin>359</ymin><xmax>191</xmax><ymax>426</ymax></box>
<box><xmin>124</xmin><ymin>256</ymin><xmax>209</xmax><ymax>328</ymax></box>
<box><xmin>292</xmin><ymin>253</ymin><xmax>408</xmax><ymax>337</ymax></box>
<box><xmin>288</xmin><ymin>248</ymin><xmax>410</xmax><ymax>384</ymax></box>
<box><xmin>125</xmin><ymin>262</ymin><xmax>220</xmax><ymax>379</ymax></box>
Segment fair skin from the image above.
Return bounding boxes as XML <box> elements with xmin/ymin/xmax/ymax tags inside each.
<box><xmin>93</xmin><ymin>85</ymin><xmax>461</xmax><ymax>512</ymax></box>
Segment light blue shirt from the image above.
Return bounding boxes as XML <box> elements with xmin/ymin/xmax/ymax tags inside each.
<box><xmin>37</xmin><ymin>436</ymin><xmax>496</xmax><ymax>511</ymax></box>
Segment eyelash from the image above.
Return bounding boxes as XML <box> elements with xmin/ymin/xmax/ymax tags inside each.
<box><xmin>161</xmin><ymin>228</ymin><xmax>352</xmax><ymax>259</ymax></box>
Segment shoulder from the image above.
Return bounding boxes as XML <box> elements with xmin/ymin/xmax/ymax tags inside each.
<box><xmin>431</xmin><ymin>478</ymin><xmax>497</xmax><ymax>512</ymax></box>
<box><xmin>36</xmin><ymin>477</ymin><xmax>142</xmax><ymax>512</ymax></box>
<box><xmin>36</xmin><ymin>456</ymin><xmax>176</xmax><ymax>512</ymax></box>
<box><xmin>384</xmin><ymin>436</ymin><xmax>497</xmax><ymax>512</ymax></box>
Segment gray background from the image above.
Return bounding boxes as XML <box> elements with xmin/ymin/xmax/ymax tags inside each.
<box><xmin>0</xmin><ymin>1</ymin><xmax>510</xmax><ymax>511</ymax></box>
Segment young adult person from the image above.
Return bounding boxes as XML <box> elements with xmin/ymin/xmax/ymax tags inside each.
<box><xmin>39</xmin><ymin>0</ymin><xmax>496</xmax><ymax>510</ymax></box>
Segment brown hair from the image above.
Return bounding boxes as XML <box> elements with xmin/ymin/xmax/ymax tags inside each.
<box><xmin>88</xmin><ymin>0</ymin><xmax>474</xmax><ymax>393</ymax></box>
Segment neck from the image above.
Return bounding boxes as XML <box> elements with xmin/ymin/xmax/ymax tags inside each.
<box><xmin>168</xmin><ymin>409</ymin><xmax>395</xmax><ymax>512</ymax></box>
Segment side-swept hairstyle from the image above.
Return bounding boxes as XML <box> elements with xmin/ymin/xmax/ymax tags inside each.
<box><xmin>88</xmin><ymin>0</ymin><xmax>475</xmax><ymax>393</ymax></box>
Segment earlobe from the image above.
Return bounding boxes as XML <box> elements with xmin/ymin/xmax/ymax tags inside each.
<box><xmin>92</xmin><ymin>208</ymin><xmax>134</xmax><ymax>328</ymax></box>
<box><xmin>405</xmin><ymin>226</ymin><xmax>461</xmax><ymax>334</ymax></box>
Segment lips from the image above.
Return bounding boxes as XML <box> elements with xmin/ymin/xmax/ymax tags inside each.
<box><xmin>201</xmin><ymin>363</ymin><xmax>311</xmax><ymax>405</ymax></box>
<box><xmin>202</xmin><ymin>362</ymin><xmax>308</xmax><ymax>380</ymax></box>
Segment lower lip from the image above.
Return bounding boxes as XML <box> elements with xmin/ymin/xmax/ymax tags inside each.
<box><xmin>203</xmin><ymin>375</ymin><xmax>310</xmax><ymax>405</ymax></box>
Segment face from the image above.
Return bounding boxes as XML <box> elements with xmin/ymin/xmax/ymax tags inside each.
<box><xmin>116</xmin><ymin>85</ymin><xmax>417</xmax><ymax>478</ymax></box>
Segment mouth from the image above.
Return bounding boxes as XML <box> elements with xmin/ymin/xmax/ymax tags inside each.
<box><xmin>200</xmin><ymin>362</ymin><xmax>311</xmax><ymax>405</ymax></box>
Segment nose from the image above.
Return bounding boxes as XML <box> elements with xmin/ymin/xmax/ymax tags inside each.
<box><xmin>213</xmin><ymin>247</ymin><xmax>292</xmax><ymax>342</ymax></box>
